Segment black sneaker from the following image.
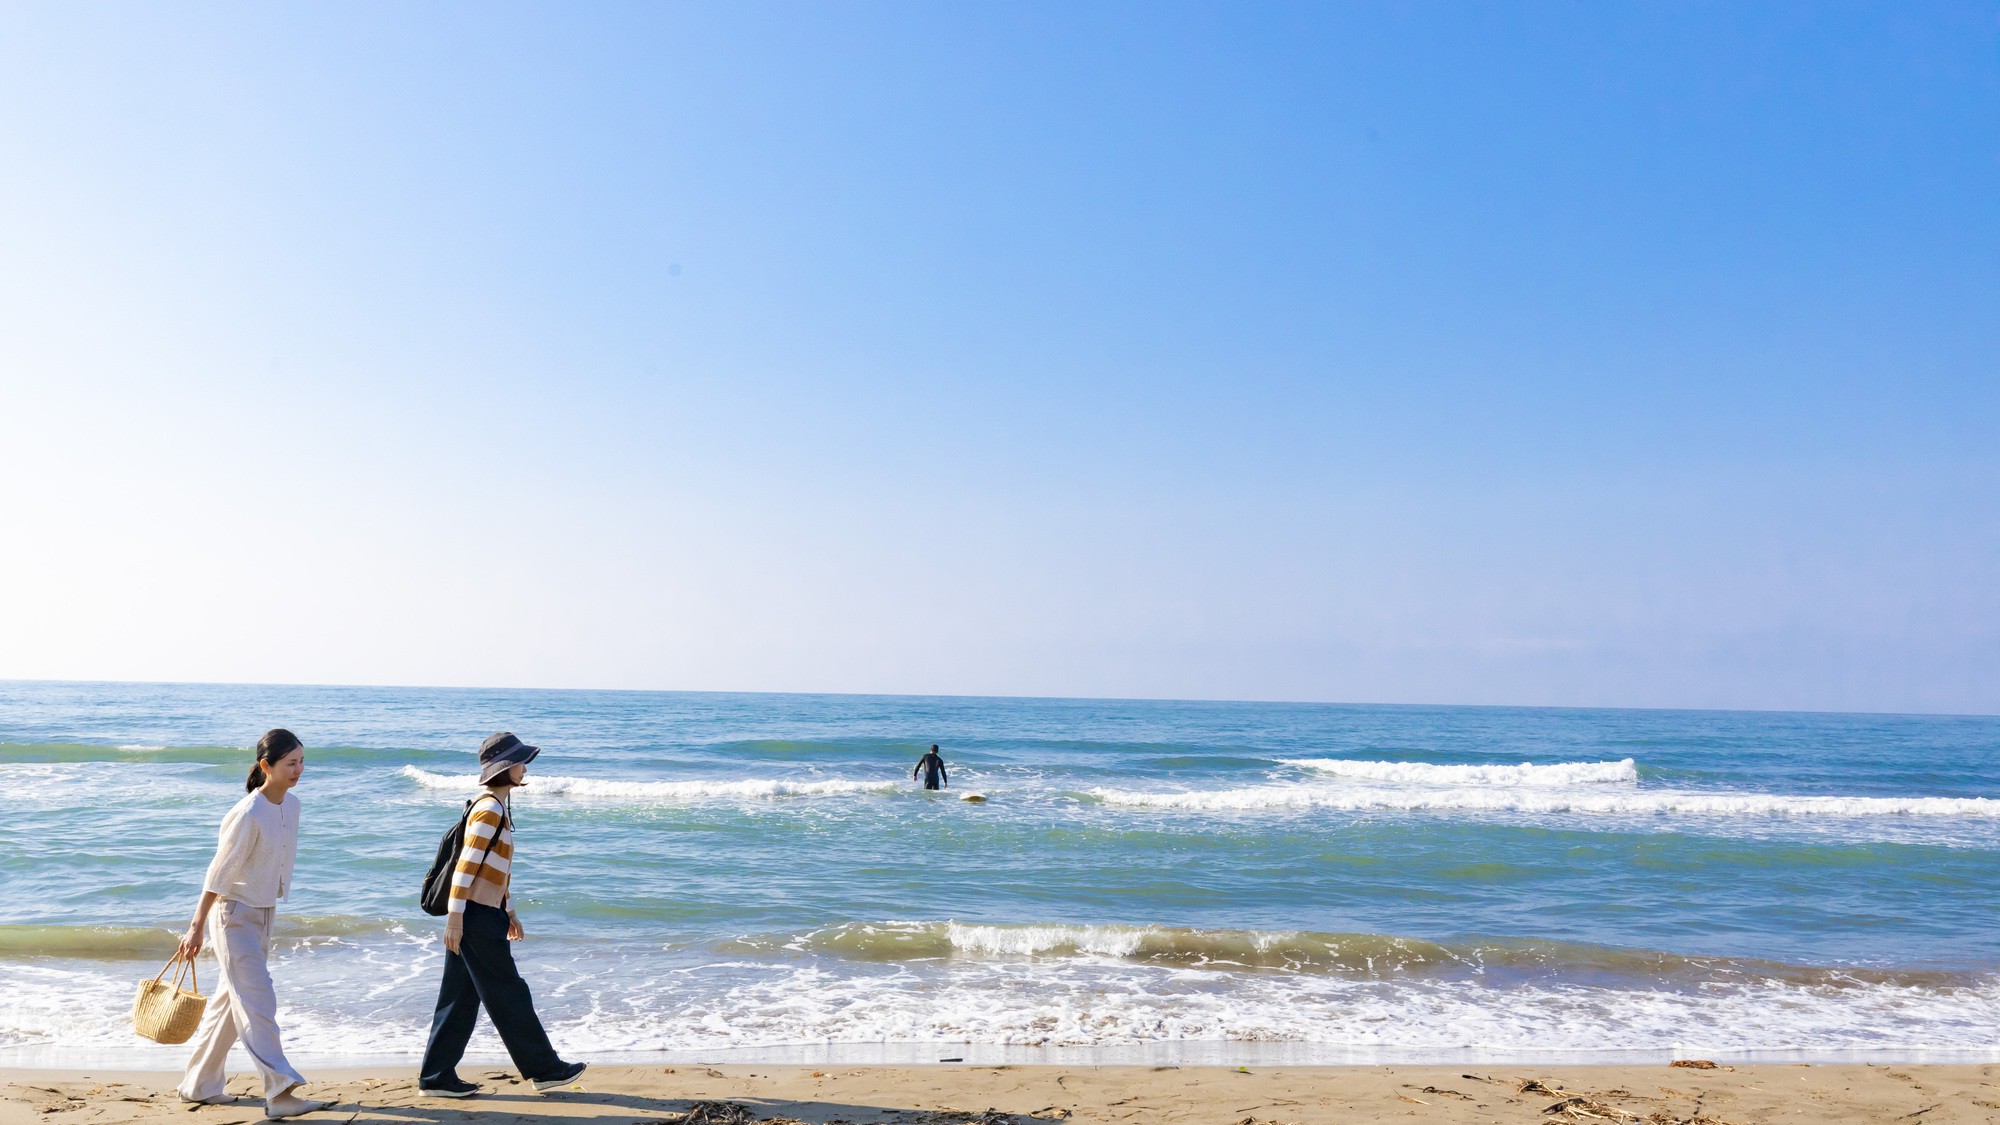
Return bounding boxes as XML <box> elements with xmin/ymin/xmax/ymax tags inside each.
<box><xmin>418</xmin><ymin>1078</ymin><xmax>480</xmax><ymax>1099</ymax></box>
<box><xmin>531</xmin><ymin>1062</ymin><xmax>587</xmax><ymax>1091</ymax></box>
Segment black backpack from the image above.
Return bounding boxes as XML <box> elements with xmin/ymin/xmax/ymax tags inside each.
<box><xmin>420</xmin><ymin>798</ymin><xmax>492</xmax><ymax>917</ymax></box>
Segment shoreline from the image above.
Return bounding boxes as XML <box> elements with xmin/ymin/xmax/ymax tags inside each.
<box><xmin>9</xmin><ymin>1042</ymin><xmax>2000</xmax><ymax>1071</ymax></box>
<box><xmin>7</xmin><ymin>1062</ymin><xmax>2000</xmax><ymax>1124</ymax></box>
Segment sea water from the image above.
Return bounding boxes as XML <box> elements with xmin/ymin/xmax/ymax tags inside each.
<box><xmin>1</xmin><ymin>680</ymin><xmax>1996</xmax><ymax>1067</ymax></box>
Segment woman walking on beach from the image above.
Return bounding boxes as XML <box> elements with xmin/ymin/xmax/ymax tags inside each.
<box><xmin>175</xmin><ymin>729</ymin><xmax>327</xmax><ymax>1119</ymax></box>
<box><xmin>417</xmin><ymin>732</ymin><xmax>586</xmax><ymax>1098</ymax></box>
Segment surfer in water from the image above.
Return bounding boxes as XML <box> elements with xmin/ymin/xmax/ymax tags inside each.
<box><xmin>912</xmin><ymin>745</ymin><xmax>948</xmax><ymax>791</ymax></box>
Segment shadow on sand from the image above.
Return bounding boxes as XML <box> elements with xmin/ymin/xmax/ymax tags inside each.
<box><xmin>326</xmin><ymin>1088</ymin><xmax>1062</xmax><ymax>1125</ymax></box>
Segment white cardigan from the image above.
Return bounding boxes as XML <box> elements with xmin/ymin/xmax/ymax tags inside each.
<box><xmin>202</xmin><ymin>791</ymin><xmax>300</xmax><ymax>908</ymax></box>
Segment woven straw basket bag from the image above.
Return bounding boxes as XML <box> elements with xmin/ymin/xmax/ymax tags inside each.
<box><xmin>133</xmin><ymin>955</ymin><xmax>207</xmax><ymax>1044</ymax></box>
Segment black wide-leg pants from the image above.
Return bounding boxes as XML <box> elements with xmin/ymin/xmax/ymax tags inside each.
<box><xmin>419</xmin><ymin>902</ymin><xmax>562</xmax><ymax>1085</ymax></box>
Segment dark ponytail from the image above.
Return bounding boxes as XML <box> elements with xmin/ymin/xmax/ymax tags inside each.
<box><xmin>247</xmin><ymin>728</ymin><xmax>303</xmax><ymax>792</ymax></box>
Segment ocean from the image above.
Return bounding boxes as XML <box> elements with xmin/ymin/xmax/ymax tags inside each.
<box><xmin>1</xmin><ymin>680</ymin><xmax>1996</xmax><ymax>1068</ymax></box>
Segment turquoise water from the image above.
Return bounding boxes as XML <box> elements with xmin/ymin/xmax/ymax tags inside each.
<box><xmin>1</xmin><ymin>680</ymin><xmax>1996</xmax><ymax>1066</ymax></box>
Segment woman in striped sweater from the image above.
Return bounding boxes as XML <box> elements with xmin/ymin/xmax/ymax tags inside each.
<box><xmin>417</xmin><ymin>733</ymin><xmax>586</xmax><ymax>1098</ymax></box>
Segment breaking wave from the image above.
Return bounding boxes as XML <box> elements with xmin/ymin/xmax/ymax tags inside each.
<box><xmin>398</xmin><ymin>765</ymin><xmax>895</xmax><ymax>801</ymax></box>
<box><xmin>1279</xmin><ymin>758</ymin><xmax>1639</xmax><ymax>785</ymax></box>
<box><xmin>736</xmin><ymin>920</ymin><xmax>1972</xmax><ymax>989</ymax></box>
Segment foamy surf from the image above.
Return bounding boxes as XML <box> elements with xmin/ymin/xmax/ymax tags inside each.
<box><xmin>532</xmin><ymin>961</ymin><xmax>2000</xmax><ymax>1056</ymax></box>
<box><xmin>397</xmin><ymin>765</ymin><xmax>895</xmax><ymax>801</ymax></box>
<box><xmin>8</xmin><ymin>938</ymin><xmax>1998</xmax><ymax>1060</ymax></box>
<box><xmin>1089</xmin><ymin>783</ymin><xmax>2000</xmax><ymax>817</ymax></box>
<box><xmin>1279</xmin><ymin>758</ymin><xmax>1639</xmax><ymax>785</ymax></box>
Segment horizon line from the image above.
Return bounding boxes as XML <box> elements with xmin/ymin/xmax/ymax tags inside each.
<box><xmin>2</xmin><ymin>675</ymin><xmax>1993</xmax><ymax>723</ymax></box>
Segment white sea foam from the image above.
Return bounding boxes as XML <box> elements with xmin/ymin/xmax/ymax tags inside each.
<box><xmin>1089</xmin><ymin>783</ymin><xmax>2000</xmax><ymax>818</ymax></box>
<box><xmin>398</xmin><ymin>765</ymin><xmax>895</xmax><ymax>801</ymax></box>
<box><xmin>617</xmin><ymin>962</ymin><xmax>2000</xmax><ymax>1056</ymax></box>
<box><xmin>945</xmin><ymin>922</ymin><xmax>1157</xmax><ymax>958</ymax></box>
<box><xmin>929</xmin><ymin>922</ymin><xmax>1438</xmax><ymax>971</ymax></box>
<box><xmin>931</xmin><ymin>922</ymin><xmax>1413</xmax><ymax>966</ymax></box>
<box><xmin>1279</xmin><ymin>758</ymin><xmax>1639</xmax><ymax>786</ymax></box>
<box><xmin>7</xmin><ymin>944</ymin><xmax>1999</xmax><ymax>1062</ymax></box>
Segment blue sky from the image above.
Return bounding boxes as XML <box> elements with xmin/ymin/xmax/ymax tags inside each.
<box><xmin>1</xmin><ymin>2</ymin><xmax>1995</xmax><ymax>712</ymax></box>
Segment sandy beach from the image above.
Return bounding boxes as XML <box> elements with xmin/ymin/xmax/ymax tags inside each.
<box><xmin>6</xmin><ymin>1063</ymin><xmax>1997</xmax><ymax>1125</ymax></box>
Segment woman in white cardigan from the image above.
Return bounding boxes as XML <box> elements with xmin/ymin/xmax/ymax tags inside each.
<box><xmin>173</xmin><ymin>729</ymin><xmax>326</xmax><ymax>1119</ymax></box>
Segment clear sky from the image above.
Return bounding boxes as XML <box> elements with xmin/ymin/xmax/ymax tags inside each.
<box><xmin>1</xmin><ymin>2</ymin><xmax>1995</xmax><ymax>713</ymax></box>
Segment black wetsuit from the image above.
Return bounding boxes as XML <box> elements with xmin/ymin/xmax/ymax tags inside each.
<box><xmin>913</xmin><ymin>752</ymin><xmax>947</xmax><ymax>791</ymax></box>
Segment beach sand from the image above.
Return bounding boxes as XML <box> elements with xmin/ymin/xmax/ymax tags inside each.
<box><xmin>6</xmin><ymin>1063</ymin><xmax>1997</xmax><ymax>1125</ymax></box>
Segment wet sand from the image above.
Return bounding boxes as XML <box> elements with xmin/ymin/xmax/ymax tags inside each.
<box><xmin>6</xmin><ymin>1062</ymin><xmax>1999</xmax><ymax>1124</ymax></box>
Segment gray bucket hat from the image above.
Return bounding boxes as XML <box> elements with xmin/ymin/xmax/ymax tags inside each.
<box><xmin>477</xmin><ymin>731</ymin><xmax>540</xmax><ymax>784</ymax></box>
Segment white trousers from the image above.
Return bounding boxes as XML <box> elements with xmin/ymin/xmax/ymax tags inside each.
<box><xmin>177</xmin><ymin>899</ymin><xmax>307</xmax><ymax>1101</ymax></box>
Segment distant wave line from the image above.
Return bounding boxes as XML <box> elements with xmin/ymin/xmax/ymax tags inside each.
<box><xmin>1278</xmin><ymin>758</ymin><xmax>1639</xmax><ymax>786</ymax></box>
<box><xmin>398</xmin><ymin>765</ymin><xmax>897</xmax><ymax>800</ymax></box>
<box><xmin>1090</xmin><ymin>784</ymin><xmax>2000</xmax><ymax>817</ymax></box>
<box><xmin>0</xmin><ymin>742</ymin><xmax>461</xmax><ymax>765</ymax></box>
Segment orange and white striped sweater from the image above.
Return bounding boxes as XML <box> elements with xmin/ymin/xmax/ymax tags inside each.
<box><xmin>448</xmin><ymin>792</ymin><xmax>513</xmax><ymax>914</ymax></box>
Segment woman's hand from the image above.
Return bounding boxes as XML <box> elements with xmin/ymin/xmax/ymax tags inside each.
<box><xmin>507</xmin><ymin>915</ymin><xmax>524</xmax><ymax>941</ymax></box>
<box><xmin>176</xmin><ymin>921</ymin><xmax>205</xmax><ymax>962</ymax></box>
<box><xmin>178</xmin><ymin>891</ymin><xmax>219</xmax><ymax>962</ymax></box>
<box><xmin>443</xmin><ymin>913</ymin><xmax>463</xmax><ymax>954</ymax></box>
